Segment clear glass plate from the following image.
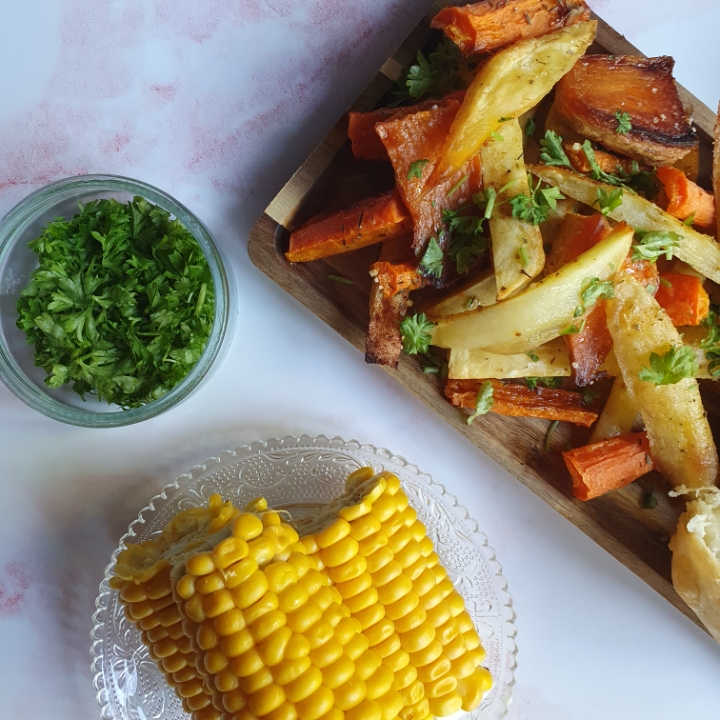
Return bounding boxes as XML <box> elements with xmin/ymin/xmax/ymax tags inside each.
<box><xmin>91</xmin><ymin>435</ymin><xmax>517</xmax><ymax>720</ymax></box>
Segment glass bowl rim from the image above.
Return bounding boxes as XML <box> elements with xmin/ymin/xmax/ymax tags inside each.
<box><xmin>90</xmin><ymin>434</ymin><xmax>518</xmax><ymax>719</ymax></box>
<box><xmin>0</xmin><ymin>173</ymin><xmax>230</xmax><ymax>428</ymax></box>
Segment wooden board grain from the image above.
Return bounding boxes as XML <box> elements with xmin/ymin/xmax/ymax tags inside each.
<box><xmin>248</xmin><ymin>3</ymin><xmax>717</xmax><ymax>632</ymax></box>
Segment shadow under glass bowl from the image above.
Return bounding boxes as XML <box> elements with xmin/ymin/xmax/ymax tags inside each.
<box><xmin>0</xmin><ymin>174</ymin><xmax>232</xmax><ymax>428</ymax></box>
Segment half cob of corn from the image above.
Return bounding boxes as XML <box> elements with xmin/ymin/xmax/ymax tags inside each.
<box><xmin>112</xmin><ymin>471</ymin><xmax>492</xmax><ymax>720</ymax></box>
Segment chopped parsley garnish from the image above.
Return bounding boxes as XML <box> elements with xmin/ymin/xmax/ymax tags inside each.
<box><xmin>518</xmin><ymin>246</ymin><xmax>529</xmax><ymax>266</ymax></box>
<box><xmin>420</xmin><ymin>237</ymin><xmax>444</xmax><ymax>278</ymax></box>
<box><xmin>467</xmin><ymin>380</ymin><xmax>494</xmax><ymax>424</ymax></box>
<box><xmin>399</xmin><ymin>313</ymin><xmax>434</xmax><ymax>355</ymax></box>
<box><xmin>638</xmin><ymin>346</ymin><xmax>698</xmax><ymax>385</ymax></box>
<box><xmin>525</xmin><ymin>350</ymin><xmax>540</xmax><ymax>363</ymax></box>
<box><xmin>489</xmin><ymin>131</ymin><xmax>504</xmax><ymax>142</ymax></box>
<box><xmin>700</xmin><ymin>306</ymin><xmax>720</xmax><ymax>377</ymax></box>
<box><xmin>582</xmin><ymin>389</ymin><xmax>599</xmax><ymax>406</ymax></box>
<box><xmin>615</xmin><ymin>110</ymin><xmax>632</xmax><ymax>135</ymax></box>
<box><xmin>524</xmin><ymin>117</ymin><xmax>536</xmax><ymax>139</ymax></box>
<box><xmin>631</xmin><ymin>230</ymin><xmax>680</xmax><ymax>262</ymax></box>
<box><xmin>643</xmin><ymin>487</ymin><xmax>658</xmax><ymax>510</ymax></box>
<box><xmin>407</xmin><ymin>159</ymin><xmax>429</xmax><ymax>180</ymax></box>
<box><xmin>442</xmin><ymin>205</ymin><xmax>488</xmax><ymax>275</ymax></box>
<box><xmin>16</xmin><ymin>197</ymin><xmax>214</xmax><ymax>408</ymax></box>
<box><xmin>544</xmin><ymin>419</ymin><xmax>559</xmax><ymax>452</ymax></box>
<box><xmin>684</xmin><ymin>212</ymin><xmax>696</xmax><ymax>227</ymax></box>
<box><xmin>526</xmin><ymin>377</ymin><xmax>562</xmax><ymax>390</ymax></box>
<box><xmin>560</xmin><ymin>319</ymin><xmax>586</xmax><ymax>335</ymax></box>
<box><xmin>509</xmin><ymin>174</ymin><xmax>565</xmax><ymax>225</ymax></box>
<box><xmin>499</xmin><ymin>116</ymin><xmax>513</xmax><ymax>123</ymax></box>
<box><xmin>446</xmin><ymin>173</ymin><xmax>470</xmax><ymax>198</ymax></box>
<box><xmin>539</xmin><ymin>130</ymin><xmax>573</xmax><ymax>168</ymax></box>
<box><xmin>422</xmin><ymin>347</ymin><xmax>448</xmax><ymax>377</ymax></box>
<box><xmin>328</xmin><ymin>274</ymin><xmax>352</xmax><ymax>285</ymax></box>
<box><xmin>596</xmin><ymin>186</ymin><xmax>623</xmax><ymax>217</ymax></box>
<box><xmin>575</xmin><ymin>277</ymin><xmax>615</xmax><ymax>317</ymax></box>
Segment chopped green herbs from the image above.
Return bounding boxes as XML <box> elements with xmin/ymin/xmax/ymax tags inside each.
<box><xmin>544</xmin><ymin>420</ymin><xmax>559</xmax><ymax>452</ymax></box>
<box><xmin>575</xmin><ymin>277</ymin><xmax>614</xmax><ymax>317</ymax></box>
<box><xmin>614</xmin><ymin>110</ymin><xmax>632</xmax><ymax>135</ymax></box>
<box><xmin>524</xmin><ymin>117</ymin><xmax>536</xmax><ymax>139</ymax></box>
<box><xmin>700</xmin><ymin>306</ymin><xmax>720</xmax><ymax>377</ymax></box>
<box><xmin>328</xmin><ymin>274</ymin><xmax>352</xmax><ymax>285</ymax></box>
<box><xmin>399</xmin><ymin>313</ymin><xmax>434</xmax><ymax>355</ymax></box>
<box><xmin>422</xmin><ymin>347</ymin><xmax>448</xmax><ymax>377</ymax></box>
<box><xmin>499</xmin><ymin>116</ymin><xmax>513</xmax><ymax>123</ymax></box>
<box><xmin>420</xmin><ymin>237</ymin><xmax>444</xmax><ymax>278</ymax></box>
<box><xmin>631</xmin><ymin>229</ymin><xmax>680</xmax><ymax>262</ymax></box>
<box><xmin>581</xmin><ymin>389</ymin><xmax>599</xmax><ymax>406</ymax></box>
<box><xmin>526</xmin><ymin>377</ymin><xmax>562</xmax><ymax>391</ymax></box>
<box><xmin>525</xmin><ymin>350</ymin><xmax>540</xmax><ymax>363</ymax></box>
<box><xmin>467</xmin><ymin>380</ymin><xmax>494</xmax><ymax>424</ymax></box>
<box><xmin>489</xmin><ymin>131</ymin><xmax>504</xmax><ymax>142</ymax></box>
<box><xmin>596</xmin><ymin>186</ymin><xmax>623</xmax><ymax>216</ymax></box>
<box><xmin>643</xmin><ymin>487</ymin><xmax>658</xmax><ymax>510</ymax></box>
<box><xmin>539</xmin><ymin>130</ymin><xmax>573</xmax><ymax>169</ymax></box>
<box><xmin>560</xmin><ymin>319</ymin><xmax>586</xmax><ymax>335</ymax></box>
<box><xmin>446</xmin><ymin>173</ymin><xmax>470</xmax><ymax>198</ymax></box>
<box><xmin>518</xmin><ymin>246</ymin><xmax>529</xmax><ymax>266</ymax></box>
<box><xmin>638</xmin><ymin>346</ymin><xmax>698</xmax><ymax>385</ymax></box>
<box><xmin>407</xmin><ymin>159</ymin><xmax>429</xmax><ymax>180</ymax></box>
<box><xmin>16</xmin><ymin>197</ymin><xmax>214</xmax><ymax>408</ymax></box>
<box><xmin>684</xmin><ymin>212</ymin><xmax>696</xmax><ymax>227</ymax></box>
<box><xmin>509</xmin><ymin>174</ymin><xmax>565</xmax><ymax>225</ymax></box>
<box><xmin>442</xmin><ymin>205</ymin><xmax>488</xmax><ymax>275</ymax></box>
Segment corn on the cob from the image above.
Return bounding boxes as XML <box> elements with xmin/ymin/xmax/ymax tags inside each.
<box><xmin>113</xmin><ymin>472</ymin><xmax>492</xmax><ymax>720</ymax></box>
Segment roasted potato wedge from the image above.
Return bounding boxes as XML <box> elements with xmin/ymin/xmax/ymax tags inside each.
<box><xmin>422</xmin><ymin>267</ymin><xmax>497</xmax><ymax>320</ymax></box>
<box><xmin>589</xmin><ymin>378</ymin><xmax>639</xmax><ymax>443</ymax></box>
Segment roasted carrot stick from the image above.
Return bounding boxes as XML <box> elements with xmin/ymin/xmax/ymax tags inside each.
<box><xmin>564</xmin><ymin>142</ymin><xmax>640</xmax><ymax>177</ymax></box>
<box><xmin>655</xmin><ymin>271</ymin><xmax>710</xmax><ymax>326</ymax></box>
<box><xmin>286</xmin><ymin>190</ymin><xmax>411</xmax><ymax>262</ymax></box>
<box><xmin>431</xmin><ymin>0</ymin><xmax>591</xmax><ymax>57</ymax></box>
<box><xmin>656</xmin><ymin>166</ymin><xmax>716</xmax><ymax>230</ymax></box>
<box><xmin>563</xmin><ymin>431</ymin><xmax>655</xmax><ymax>501</ymax></box>
<box><xmin>445</xmin><ymin>379</ymin><xmax>598</xmax><ymax>426</ymax></box>
<box><xmin>545</xmin><ymin>212</ymin><xmax>611</xmax><ymax>275</ymax></box>
<box><xmin>369</xmin><ymin>261</ymin><xmax>424</xmax><ymax>298</ymax></box>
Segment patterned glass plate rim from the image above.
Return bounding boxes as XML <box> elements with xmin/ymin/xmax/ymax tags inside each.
<box><xmin>90</xmin><ymin>434</ymin><xmax>518</xmax><ymax>720</ymax></box>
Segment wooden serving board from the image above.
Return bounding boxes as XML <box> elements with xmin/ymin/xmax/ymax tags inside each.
<box><xmin>248</xmin><ymin>2</ymin><xmax>718</xmax><ymax>632</ymax></box>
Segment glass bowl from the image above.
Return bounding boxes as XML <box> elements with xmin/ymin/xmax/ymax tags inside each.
<box><xmin>91</xmin><ymin>435</ymin><xmax>518</xmax><ymax>720</ymax></box>
<box><xmin>0</xmin><ymin>175</ymin><xmax>232</xmax><ymax>427</ymax></box>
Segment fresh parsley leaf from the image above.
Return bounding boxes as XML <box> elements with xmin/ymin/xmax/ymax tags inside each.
<box><xmin>467</xmin><ymin>380</ymin><xmax>494</xmax><ymax>424</ymax></box>
<box><xmin>464</xmin><ymin>296</ymin><xmax>477</xmax><ymax>311</ymax></box>
<box><xmin>420</xmin><ymin>237</ymin><xmax>444</xmax><ymax>278</ymax></box>
<box><xmin>700</xmin><ymin>306</ymin><xmax>720</xmax><ymax>377</ymax></box>
<box><xmin>544</xmin><ymin>419</ymin><xmax>559</xmax><ymax>452</ymax></box>
<box><xmin>518</xmin><ymin>246</ymin><xmax>529</xmax><ymax>266</ymax></box>
<box><xmin>442</xmin><ymin>207</ymin><xmax>488</xmax><ymax>275</ymax></box>
<box><xmin>407</xmin><ymin>159</ymin><xmax>429</xmax><ymax>180</ymax></box>
<box><xmin>577</xmin><ymin>277</ymin><xmax>615</xmax><ymax>316</ymax></box>
<box><xmin>328</xmin><ymin>274</ymin><xmax>352</xmax><ymax>285</ymax></box>
<box><xmin>499</xmin><ymin>116</ymin><xmax>513</xmax><ymax>122</ymax></box>
<box><xmin>399</xmin><ymin>313</ymin><xmax>434</xmax><ymax>355</ymax></box>
<box><xmin>446</xmin><ymin>173</ymin><xmax>470</xmax><ymax>198</ymax></box>
<box><xmin>526</xmin><ymin>377</ymin><xmax>562</xmax><ymax>390</ymax></box>
<box><xmin>638</xmin><ymin>346</ymin><xmax>698</xmax><ymax>385</ymax></box>
<box><xmin>422</xmin><ymin>347</ymin><xmax>448</xmax><ymax>377</ymax></box>
<box><xmin>489</xmin><ymin>131</ymin><xmax>504</xmax><ymax>142</ymax></box>
<box><xmin>631</xmin><ymin>229</ymin><xmax>680</xmax><ymax>262</ymax></box>
<box><xmin>539</xmin><ymin>130</ymin><xmax>572</xmax><ymax>168</ymax></box>
<box><xmin>509</xmin><ymin>175</ymin><xmax>565</xmax><ymax>225</ymax></box>
<box><xmin>615</xmin><ymin>110</ymin><xmax>632</xmax><ymax>135</ymax></box>
<box><xmin>596</xmin><ymin>186</ymin><xmax>623</xmax><ymax>216</ymax></box>
<box><xmin>659</xmin><ymin>277</ymin><xmax>673</xmax><ymax>288</ymax></box>
<box><xmin>684</xmin><ymin>212</ymin><xmax>696</xmax><ymax>227</ymax></box>
<box><xmin>525</xmin><ymin>350</ymin><xmax>540</xmax><ymax>363</ymax></box>
<box><xmin>560</xmin><ymin>319</ymin><xmax>586</xmax><ymax>335</ymax></box>
<box><xmin>643</xmin><ymin>487</ymin><xmax>658</xmax><ymax>510</ymax></box>
<box><xmin>16</xmin><ymin>197</ymin><xmax>214</xmax><ymax>409</ymax></box>
<box><xmin>581</xmin><ymin>389</ymin><xmax>599</xmax><ymax>406</ymax></box>
<box><xmin>524</xmin><ymin>117</ymin><xmax>536</xmax><ymax>139</ymax></box>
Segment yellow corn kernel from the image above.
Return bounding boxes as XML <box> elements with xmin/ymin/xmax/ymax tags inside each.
<box><xmin>214</xmin><ymin>608</ymin><xmax>246</xmax><ymax>637</ymax></box>
<box><xmin>382</xmin><ymin>514</ymin><xmax>407</xmax><ymax>541</ymax></box>
<box><xmin>460</xmin><ymin>667</ymin><xmax>492</xmax><ymax>708</ymax></box>
<box><xmin>310</xmin><ymin>637</ymin><xmax>344</xmax><ymax>668</ymax></box>
<box><xmin>353</xmin><ymin>603</ymin><xmax>385</xmax><ymax>630</ymax></box>
<box><xmin>230</xmin><ymin>647</ymin><xmax>264</xmax><ymax>677</ymax></box>
<box><xmin>408</xmin><ymin>519</ymin><xmax>425</xmax><ymax>542</ymax></box>
<box><xmin>463</xmin><ymin>630</ymin><xmax>481</xmax><ymax>652</ymax></box>
<box><xmin>322</xmin><ymin>655</ymin><xmax>354</xmax><ymax>689</ymax></box>
<box><xmin>284</xmin><ymin>665</ymin><xmax>322</xmax><ymax>703</ymax></box>
<box><xmin>334</xmin><ymin>616</ymin><xmax>360</xmax><ymax>645</ymax></box>
<box><xmin>443</xmin><ymin>633</ymin><xmax>467</xmax><ymax>661</ymax></box>
<box><xmin>296</xmin><ymin>685</ymin><xmax>334</xmax><ymax>720</ymax></box>
<box><xmin>175</xmin><ymin>574</ymin><xmax>197</xmax><ymax>600</ymax></box>
<box><xmin>118</xmin><ymin>582</ymin><xmax>147</xmax><ymax>603</ymax></box>
<box><xmin>353</xmin><ymin>648</ymin><xmax>380</xmax><ymax>681</ymax></box>
<box><xmin>151</xmin><ymin>594</ymin><xmax>175</xmax><ymax>613</ymax></box>
<box><xmin>152</xmin><ymin>638</ymin><xmax>178</xmax><ymax>658</ymax></box>
<box><xmin>278</xmin><ymin>584</ymin><xmax>309</xmax><ymax>615</ymax></box>
<box><xmin>400</xmin><ymin>622</ymin><xmax>435</xmax><ymax>653</ymax></box>
<box><xmin>328</xmin><ymin>554</ymin><xmax>367</xmax><ymax>584</ymax></box>
<box><xmin>425</xmin><ymin>552</ymin><xmax>440</xmax><ymax>570</ymax></box>
<box><xmin>214</xmin><ymin>537</ymin><xmax>250</xmax><ymax>570</ymax></box>
<box><xmin>345</xmin><ymin>699</ymin><xmax>382</xmax><ymax>720</ymax></box>
<box><xmin>404</xmin><ymin>555</ymin><xmax>427</xmax><ymax>582</ymax></box>
<box><xmin>384</xmin><ymin>647</ymin><xmax>409</xmax><ymax>672</ymax></box>
<box><xmin>186</xmin><ymin>694</ymin><xmax>213</xmax><ymax>712</ymax></box>
<box><xmin>344</xmin><ymin>586</ymin><xmax>378</xmax><ymax>614</ymax></box>
<box><xmin>266</xmin><ymin>702</ymin><xmax>298</xmax><ymax>720</ymax></box>
<box><xmin>344</xmin><ymin>632</ymin><xmax>370</xmax><ymax>661</ymax></box>
<box><xmin>215</xmin><ymin>667</ymin><xmax>240</xmax><ymax>693</ymax></box>
<box><xmin>287</xmin><ymin>552</ymin><xmax>313</xmax><ymax>577</ymax></box>
<box><xmin>428</xmin><ymin>691</ymin><xmax>462</xmax><ymax>717</ymax></box>
<box><xmin>339</xmin><ymin>499</ymin><xmax>371</xmax><ymax>522</ymax></box>
<box><xmin>364</xmin><ymin>618</ymin><xmax>394</xmax><ymax>648</ymax></box>
<box><xmin>317</xmin><ymin>518</ymin><xmax>352</xmax><ymax>549</ymax></box>
<box><xmin>221</xmin><ymin>626</ymin><xmax>254</xmax><ymax>657</ymax></box>
<box><xmin>251</xmin><ymin>608</ymin><xmax>286</xmax><ymax>642</ymax></box>
<box><xmin>437</xmin><ymin>578</ymin><xmax>454</xmax><ymax>600</ymax></box>
<box><xmin>188</xmin><ymin>553</ymin><xmax>216</xmax><ymax>577</ymax></box>
<box><xmin>321</xmin><ymin>536</ymin><xmax>359</xmax><ymax>569</ymax></box>
<box><xmin>436</xmin><ymin>617</ymin><xmax>460</xmax><ymax>646</ymax></box>
<box><xmin>371</xmin><ymin>495</ymin><xmax>398</xmax><ymax>523</ymax></box>
<box><xmin>316</xmin><ymin>708</ymin><xmax>342</xmax><ymax>720</ymax></box>
<box><xmin>240</xmin><ymin>666</ymin><xmax>273</xmax><ymax>695</ymax></box>
<box><xmin>323</xmin><ymin>604</ymin><xmax>346</xmax><ymax>628</ymax></box>
<box><xmin>232</xmin><ymin>571</ymin><xmax>269</xmax><ymax>610</ymax></box>
<box><xmin>376</xmin><ymin>690</ymin><xmax>404</xmax><ymax>720</ymax></box>
<box><xmin>232</xmin><ymin>709</ymin><xmax>258</xmax><ymax>720</ymax></box>
<box><xmin>425</xmin><ymin>674</ymin><xmax>457</xmax><ymax>699</ymax></box>
<box><xmin>431</xmin><ymin>563</ymin><xmax>447</xmax><ymax>583</ymax></box>
<box><xmin>399</xmin><ymin>679</ymin><xmax>424</xmax><ymax>706</ymax></box>
<box><xmin>225</xmin><ymin>557</ymin><xmax>259</xmax><ymax>590</ymax></box>
<box><xmin>248</xmin><ymin>535</ymin><xmax>278</xmax><ymax>566</ymax></box>
<box><xmin>399</xmin><ymin>697</ymin><xmax>430</xmax><ymax>720</ymax></box>
<box><xmin>314</xmin><ymin>586</ymin><xmax>336</xmax><ymax>612</ymax></box>
<box><xmin>456</xmin><ymin>611</ymin><xmax>474</xmax><ymax>634</ymax></box>
<box><xmin>204</xmin><ymin>588</ymin><xmax>235</xmax><ymax>619</ymax></box>
<box><xmin>259</xmin><ymin>626</ymin><xmax>293</xmax><ymax>666</ymax></box>
<box><xmin>335</xmin><ymin>573</ymin><xmax>372</xmax><ymax>600</ymax></box>
<box><xmin>234</xmin><ymin>513</ymin><xmax>264</xmax><ymax>541</ymax></box>
<box><xmin>175</xmin><ymin>635</ymin><xmax>191</xmax><ymax>655</ymax></box>
<box><xmin>372</xmin><ymin>633</ymin><xmax>401</xmax><ymax>659</ymax></box>
<box><xmin>349</xmin><ymin>513</ymin><xmax>381</xmax><ymax>541</ymax></box>
<box><xmin>400</xmin><ymin>505</ymin><xmax>417</xmax><ymax>526</ymax></box>
<box><xmin>209</xmin><ymin>505</ymin><xmax>237</xmax><ymax>534</ymax></box>
<box><xmin>177</xmin><ymin>678</ymin><xmax>205</xmax><ymax>699</ymax></box>
<box><xmin>286</xmin><ymin>601</ymin><xmax>322</xmax><ymax>633</ymax></box>
<box><xmin>222</xmin><ymin>688</ymin><xmax>247</xmax><ymax>713</ymax></box>
<box><xmin>469</xmin><ymin>645</ymin><xmax>486</xmax><ymax>665</ymax></box>
<box><xmin>365</xmin><ymin>664</ymin><xmax>394</xmax><ymax>700</ymax></box>
<box><xmin>393</xmin><ymin>491</ymin><xmax>409</xmax><ymax>514</ymax></box>
<box><xmin>418</xmin><ymin>536</ymin><xmax>434</xmax><ymax>557</ymax></box>
<box><xmin>306</xmin><ymin>619</ymin><xmax>334</xmax><ymax>650</ymax></box>
<box><xmin>299</xmin><ymin>569</ymin><xmax>326</xmax><ymax>596</ymax></box>
<box><xmin>450</xmin><ymin>652</ymin><xmax>476</xmax><ymax>679</ymax></box>
<box><xmin>358</xmin><ymin>532</ymin><xmax>389</xmax><ymax>558</ymax></box>
<box><xmin>249</xmin><ymin>683</ymin><xmax>285</xmax><ymax>717</ymax></box>
<box><xmin>126</xmin><ymin>599</ymin><xmax>153</xmax><ymax>621</ymax></box>
<box><xmin>299</xmin><ymin>534</ymin><xmax>320</xmax><ymax>556</ymax></box>
<box><xmin>161</xmin><ymin>653</ymin><xmax>188</xmax><ymax>674</ymax></box>
<box><xmin>285</xmin><ymin>633</ymin><xmax>310</xmax><ymax>659</ymax></box>
<box><xmin>416</xmin><ymin>655</ymin><xmax>450</xmax><ymax>684</ymax></box>
<box><xmin>385</xmin><ymin>590</ymin><xmax>419</xmax><ymax>623</ymax></box>
<box><xmin>263</xmin><ymin>510</ymin><xmax>283</xmax><ymax>526</ymax></box>
<box><xmin>378</xmin><ymin>575</ymin><xmax>412</xmax><ymax>605</ymax></box>
<box><xmin>410</xmin><ymin>639</ymin><xmax>442</xmax><ymax>669</ymax></box>
<box><xmin>371</xmin><ymin>559</ymin><xmax>402</xmax><ymax>588</ymax></box>
<box><xmin>265</xmin><ymin>562</ymin><xmax>299</xmax><ymax>594</ymax></box>
<box><xmin>380</xmin><ymin>473</ymin><xmax>400</xmax><ymax>495</ymax></box>
<box><xmin>265</xmin><ymin>524</ymin><xmax>300</xmax><ymax>553</ymax></box>
<box><xmin>159</xmin><ymin>605</ymin><xmax>183</xmax><ymax>628</ymax></box>
<box><xmin>412</xmin><ymin>568</ymin><xmax>436</xmax><ymax>597</ymax></box>
<box><xmin>334</xmin><ymin>677</ymin><xmax>367</xmax><ymax>711</ymax></box>
<box><xmin>172</xmin><ymin>666</ymin><xmax>197</xmax><ymax>684</ymax></box>
<box><xmin>196</xmin><ymin>572</ymin><xmax>225</xmax><ymax>596</ymax></box>
<box><xmin>146</xmin><ymin>574</ymin><xmax>172</xmax><ymax>601</ymax></box>
<box><xmin>145</xmin><ymin>625</ymin><xmax>168</xmax><ymax>643</ymax></box>
<box><xmin>425</xmin><ymin>601</ymin><xmax>452</xmax><ymax>630</ymax></box>
<box><xmin>418</xmin><ymin>585</ymin><xmax>442</xmax><ymax>612</ymax></box>
<box><xmin>204</xmin><ymin>648</ymin><xmax>229</xmax><ymax>674</ymax></box>
<box><xmin>393</xmin><ymin>662</ymin><xmax>417</xmax><ymax>690</ymax></box>
<box><xmin>167</xmin><ymin>621</ymin><xmax>186</xmax><ymax>640</ymax></box>
<box><xmin>365</xmin><ymin>546</ymin><xmax>393</xmax><ymax>574</ymax></box>
<box><xmin>274</xmin><ymin>655</ymin><xmax>311</xmax><ymax>685</ymax></box>
<box><xmin>395</xmin><ymin>540</ymin><xmax>422</xmax><ymax>570</ymax></box>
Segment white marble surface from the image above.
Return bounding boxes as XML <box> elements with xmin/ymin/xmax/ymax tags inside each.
<box><xmin>0</xmin><ymin>1</ymin><xmax>719</xmax><ymax>718</ymax></box>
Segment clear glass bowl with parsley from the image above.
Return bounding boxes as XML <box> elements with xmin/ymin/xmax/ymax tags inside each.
<box><xmin>0</xmin><ymin>175</ymin><xmax>232</xmax><ymax>427</ymax></box>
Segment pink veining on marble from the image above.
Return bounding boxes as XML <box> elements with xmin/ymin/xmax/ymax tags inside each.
<box><xmin>0</xmin><ymin>561</ymin><xmax>31</xmax><ymax>618</ymax></box>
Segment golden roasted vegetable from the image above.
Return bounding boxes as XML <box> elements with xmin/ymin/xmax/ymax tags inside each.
<box><xmin>589</xmin><ymin>378</ymin><xmax>639</xmax><ymax>443</ymax></box>
<box><xmin>481</xmin><ymin>118</ymin><xmax>545</xmax><ymax>299</ymax></box>
<box><xmin>606</xmin><ymin>271</ymin><xmax>719</xmax><ymax>488</ymax></box>
<box><xmin>431</xmin><ymin>222</ymin><xmax>633</xmax><ymax>354</ymax></box>
<box><xmin>530</xmin><ymin>164</ymin><xmax>720</xmax><ymax>284</ymax></box>
<box><xmin>434</xmin><ymin>21</ymin><xmax>596</xmax><ymax>180</ymax></box>
<box><xmin>422</xmin><ymin>268</ymin><xmax>497</xmax><ymax>320</ymax></box>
